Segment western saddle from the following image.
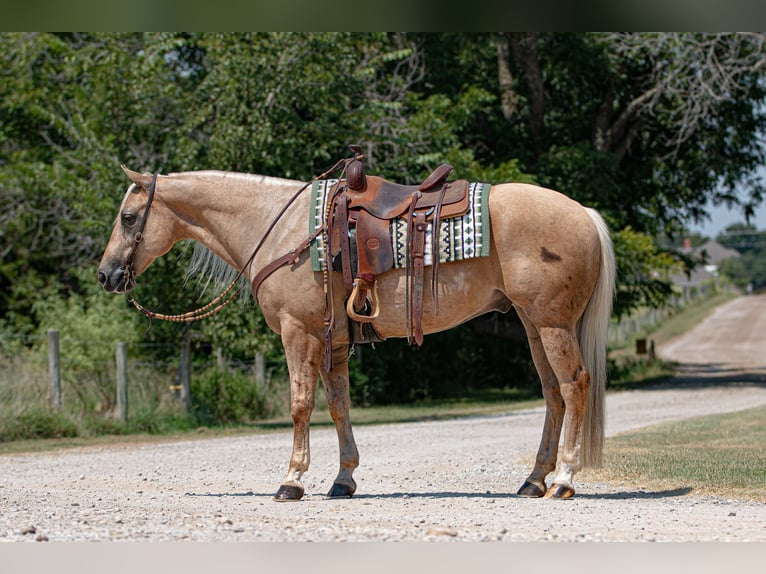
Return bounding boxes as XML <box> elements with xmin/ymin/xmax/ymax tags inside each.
<box><xmin>322</xmin><ymin>146</ymin><xmax>471</xmax><ymax>352</ymax></box>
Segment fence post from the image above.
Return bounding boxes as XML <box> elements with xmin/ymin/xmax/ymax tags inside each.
<box><xmin>255</xmin><ymin>351</ymin><xmax>266</xmax><ymax>387</ymax></box>
<box><xmin>47</xmin><ymin>329</ymin><xmax>61</xmax><ymax>410</ymax></box>
<box><xmin>116</xmin><ymin>342</ymin><xmax>128</xmax><ymax>423</ymax></box>
<box><xmin>179</xmin><ymin>335</ymin><xmax>192</xmax><ymax>412</ymax></box>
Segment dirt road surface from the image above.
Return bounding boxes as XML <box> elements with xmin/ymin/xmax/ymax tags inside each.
<box><xmin>2</xmin><ymin>295</ymin><xmax>766</xmax><ymax>542</ymax></box>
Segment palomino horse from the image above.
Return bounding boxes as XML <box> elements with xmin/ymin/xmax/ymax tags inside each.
<box><xmin>98</xmin><ymin>165</ymin><xmax>615</xmax><ymax>501</ymax></box>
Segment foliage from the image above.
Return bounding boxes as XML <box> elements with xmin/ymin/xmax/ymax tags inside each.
<box><xmin>612</xmin><ymin>226</ymin><xmax>682</xmax><ymax>318</ymax></box>
<box><xmin>716</xmin><ymin>223</ymin><xmax>766</xmax><ymax>291</ymax></box>
<box><xmin>31</xmin><ymin>267</ymin><xmax>140</xmax><ymax>414</ymax></box>
<box><xmin>191</xmin><ymin>366</ymin><xmax>280</xmax><ymax>425</ymax></box>
<box><xmin>0</xmin><ymin>408</ymin><xmax>79</xmax><ymax>442</ymax></box>
<box><xmin>2</xmin><ymin>32</ymin><xmax>766</xmax><ymax>418</ymax></box>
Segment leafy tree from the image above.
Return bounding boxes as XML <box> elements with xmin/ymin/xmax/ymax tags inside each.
<box><xmin>418</xmin><ymin>32</ymin><xmax>766</xmax><ymax>315</ymax></box>
<box><xmin>3</xmin><ymin>32</ymin><xmax>766</xmax><ymax>410</ymax></box>
<box><xmin>716</xmin><ymin>223</ymin><xmax>766</xmax><ymax>291</ymax></box>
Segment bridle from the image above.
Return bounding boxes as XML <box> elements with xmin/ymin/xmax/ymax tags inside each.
<box><xmin>123</xmin><ymin>173</ymin><xmax>158</xmax><ymax>290</ymax></box>
<box><xmin>124</xmin><ymin>154</ymin><xmax>357</xmax><ymax>325</ymax></box>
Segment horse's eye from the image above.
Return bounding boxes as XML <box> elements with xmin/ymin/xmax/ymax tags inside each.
<box><xmin>121</xmin><ymin>212</ymin><xmax>137</xmax><ymax>227</ymax></box>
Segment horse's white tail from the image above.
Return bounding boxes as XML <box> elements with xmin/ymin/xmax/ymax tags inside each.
<box><xmin>578</xmin><ymin>208</ymin><xmax>616</xmax><ymax>467</ymax></box>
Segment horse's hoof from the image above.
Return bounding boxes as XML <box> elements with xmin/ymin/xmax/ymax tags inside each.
<box><xmin>274</xmin><ymin>483</ymin><xmax>304</xmax><ymax>502</ymax></box>
<box><xmin>327</xmin><ymin>481</ymin><xmax>356</xmax><ymax>499</ymax></box>
<box><xmin>545</xmin><ymin>483</ymin><xmax>575</xmax><ymax>499</ymax></box>
<box><xmin>517</xmin><ymin>480</ymin><xmax>546</xmax><ymax>498</ymax></box>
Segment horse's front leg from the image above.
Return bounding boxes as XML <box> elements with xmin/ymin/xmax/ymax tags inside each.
<box><xmin>320</xmin><ymin>344</ymin><xmax>359</xmax><ymax>498</ymax></box>
<box><xmin>274</xmin><ymin>321</ymin><xmax>323</xmax><ymax>502</ymax></box>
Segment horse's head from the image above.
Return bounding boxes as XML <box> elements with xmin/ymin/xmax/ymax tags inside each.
<box><xmin>98</xmin><ymin>166</ymin><xmax>177</xmax><ymax>293</ymax></box>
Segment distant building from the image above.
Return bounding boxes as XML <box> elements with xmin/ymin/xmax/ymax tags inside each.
<box><xmin>674</xmin><ymin>239</ymin><xmax>741</xmax><ymax>288</ymax></box>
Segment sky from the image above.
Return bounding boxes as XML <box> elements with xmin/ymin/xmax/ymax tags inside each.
<box><xmin>689</xmin><ymin>165</ymin><xmax>766</xmax><ymax>239</ymax></box>
<box><xmin>691</xmin><ymin>201</ymin><xmax>766</xmax><ymax>239</ymax></box>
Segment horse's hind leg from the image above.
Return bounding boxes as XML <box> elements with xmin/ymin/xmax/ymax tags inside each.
<box><xmin>536</xmin><ymin>325</ymin><xmax>591</xmax><ymax>499</ymax></box>
<box><xmin>274</xmin><ymin>321</ymin><xmax>323</xmax><ymax>502</ymax></box>
<box><xmin>319</xmin><ymin>344</ymin><xmax>360</xmax><ymax>498</ymax></box>
<box><xmin>515</xmin><ymin>307</ymin><xmax>565</xmax><ymax>497</ymax></box>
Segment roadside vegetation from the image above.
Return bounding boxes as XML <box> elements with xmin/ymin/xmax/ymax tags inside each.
<box><xmin>0</xmin><ymin>285</ymin><xmax>733</xmax><ymax>448</ymax></box>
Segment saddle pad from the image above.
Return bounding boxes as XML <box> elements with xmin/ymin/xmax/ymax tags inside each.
<box><xmin>310</xmin><ymin>179</ymin><xmax>491</xmax><ymax>271</ymax></box>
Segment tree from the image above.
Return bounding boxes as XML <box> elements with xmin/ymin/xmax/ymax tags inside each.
<box><xmin>464</xmin><ymin>32</ymin><xmax>765</xmax><ymax>314</ymax></box>
<box><xmin>3</xmin><ymin>32</ymin><xmax>766</xmax><ymax>408</ymax></box>
<box><xmin>0</xmin><ymin>33</ymin><xmax>198</xmax><ymax>332</ymax></box>
<box><xmin>716</xmin><ymin>223</ymin><xmax>766</xmax><ymax>291</ymax></box>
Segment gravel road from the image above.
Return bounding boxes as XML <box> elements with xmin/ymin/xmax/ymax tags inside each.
<box><xmin>2</xmin><ymin>295</ymin><xmax>766</xmax><ymax>542</ymax></box>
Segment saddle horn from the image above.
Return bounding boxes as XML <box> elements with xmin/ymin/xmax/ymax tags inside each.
<box><xmin>346</xmin><ymin>145</ymin><xmax>366</xmax><ymax>192</ymax></box>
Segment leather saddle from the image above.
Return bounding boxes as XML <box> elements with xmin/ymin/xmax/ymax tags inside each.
<box><xmin>324</xmin><ymin>148</ymin><xmax>470</xmax><ymax>346</ymax></box>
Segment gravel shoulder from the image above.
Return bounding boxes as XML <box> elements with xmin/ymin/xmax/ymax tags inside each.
<box><xmin>2</xmin><ymin>295</ymin><xmax>766</xmax><ymax>542</ymax></box>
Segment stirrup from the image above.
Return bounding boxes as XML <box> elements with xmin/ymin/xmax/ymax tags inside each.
<box><xmin>346</xmin><ymin>279</ymin><xmax>380</xmax><ymax>323</ymax></box>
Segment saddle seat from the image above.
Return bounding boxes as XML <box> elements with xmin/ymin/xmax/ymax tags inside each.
<box><xmin>346</xmin><ymin>164</ymin><xmax>468</xmax><ymax>220</ymax></box>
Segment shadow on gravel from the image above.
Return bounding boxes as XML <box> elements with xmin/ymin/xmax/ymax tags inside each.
<box><xmin>353</xmin><ymin>486</ymin><xmax>693</xmax><ymax>501</ymax></box>
<box><xmin>575</xmin><ymin>487</ymin><xmax>693</xmax><ymax>500</ymax></box>
<box><xmin>184</xmin><ymin>491</ymin><xmax>268</xmax><ymax>498</ymax></box>
<box><xmin>635</xmin><ymin>364</ymin><xmax>766</xmax><ymax>390</ymax></box>
<box><xmin>182</xmin><ymin>487</ymin><xmax>694</xmax><ymax>500</ymax></box>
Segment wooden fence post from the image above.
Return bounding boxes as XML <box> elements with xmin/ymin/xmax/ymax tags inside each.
<box><xmin>255</xmin><ymin>352</ymin><xmax>266</xmax><ymax>387</ymax></box>
<box><xmin>179</xmin><ymin>335</ymin><xmax>192</xmax><ymax>412</ymax></box>
<box><xmin>116</xmin><ymin>342</ymin><xmax>128</xmax><ymax>423</ymax></box>
<box><xmin>47</xmin><ymin>329</ymin><xmax>61</xmax><ymax>410</ymax></box>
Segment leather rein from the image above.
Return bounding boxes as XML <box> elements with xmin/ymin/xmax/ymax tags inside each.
<box><xmin>126</xmin><ymin>156</ymin><xmax>354</xmax><ymax>324</ymax></box>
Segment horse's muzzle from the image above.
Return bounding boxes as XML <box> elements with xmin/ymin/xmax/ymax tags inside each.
<box><xmin>98</xmin><ymin>265</ymin><xmax>133</xmax><ymax>293</ymax></box>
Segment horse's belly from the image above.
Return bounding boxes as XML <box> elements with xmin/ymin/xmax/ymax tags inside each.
<box><xmin>368</xmin><ymin>258</ymin><xmax>509</xmax><ymax>339</ymax></box>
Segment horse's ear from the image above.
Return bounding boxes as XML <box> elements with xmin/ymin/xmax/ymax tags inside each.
<box><xmin>121</xmin><ymin>165</ymin><xmax>154</xmax><ymax>188</ymax></box>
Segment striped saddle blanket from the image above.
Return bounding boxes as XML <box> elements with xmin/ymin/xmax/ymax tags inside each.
<box><xmin>309</xmin><ymin>179</ymin><xmax>491</xmax><ymax>272</ymax></box>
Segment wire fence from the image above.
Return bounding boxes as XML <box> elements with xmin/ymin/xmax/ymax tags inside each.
<box><xmin>0</xmin><ymin>332</ymin><xmax>276</xmax><ymax>425</ymax></box>
<box><xmin>608</xmin><ymin>279</ymin><xmax>729</xmax><ymax>348</ymax></box>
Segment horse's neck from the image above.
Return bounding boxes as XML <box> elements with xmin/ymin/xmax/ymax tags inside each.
<box><xmin>161</xmin><ymin>171</ymin><xmax>305</xmax><ymax>270</ymax></box>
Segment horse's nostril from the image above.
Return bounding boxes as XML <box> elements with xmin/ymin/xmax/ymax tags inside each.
<box><xmin>98</xmin><ymin>271</ymin><xmax>107</xmax><ymax>286</ymax></box>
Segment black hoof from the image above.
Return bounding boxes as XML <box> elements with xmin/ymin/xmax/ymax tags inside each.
<box><xmin>274</xmin><ymin>483</ymin><xmax>304</xmax><ymax>502</ymax></box>
<box><xmin>326</xmin><ymin>482</ymin><xmax>355</xmax><ymax>499</ymax></box>
<box><xmin>517</xmin><ymin>480</ymin><xmax>546</xmax><ymax>498</ymax></box>
<box><xmin>545</xmin><ymin>483</ymin><xmax>575</xmax><ymax>499</ymax></box>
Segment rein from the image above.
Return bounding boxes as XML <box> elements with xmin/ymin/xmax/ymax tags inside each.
<box><xmin>126</xmin><ymin>155</ymin><xmax>355</xmax><ymax>324</ymax></box>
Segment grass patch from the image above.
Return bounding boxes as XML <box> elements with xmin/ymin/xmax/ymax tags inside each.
<box><xmin>582</xmin><ymin>405</ymin><xmax>766</xmax><ymax>502</ymax></box>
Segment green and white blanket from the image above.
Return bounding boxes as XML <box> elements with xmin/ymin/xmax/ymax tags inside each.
<box><xmin>309</xmin><ymin>179</ymin><xmax>491</xmax><ymax>272</ymax></box>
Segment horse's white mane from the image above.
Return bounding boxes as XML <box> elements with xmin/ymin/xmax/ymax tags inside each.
<box><xmin>185</xmin><ymin>242</ymin><xmax>249</xmax><ymax>301</ymax></box>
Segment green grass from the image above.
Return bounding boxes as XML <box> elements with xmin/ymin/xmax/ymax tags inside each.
<box><xmin>582</xmin><ymin>405</ymin><xmax>766</xmax><ymax>502</ymax></box>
